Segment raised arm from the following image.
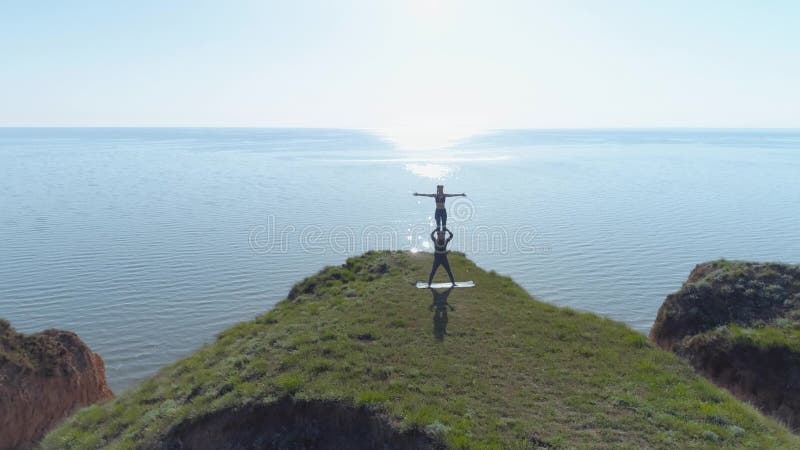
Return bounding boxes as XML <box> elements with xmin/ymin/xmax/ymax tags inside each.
<box><xmin>414</xmin><ymin>193</ymin><xmax>436</xmax><ymax>197</ymax></box>
<box><xmin>445</xmin><ymin>228</ymin><xmax>454</xmax><ymax>242</ymax></box>
<box><xmin>430</xmin><ymin>229</ymin><xmax>437</xmax><ymax>241</ymax></box>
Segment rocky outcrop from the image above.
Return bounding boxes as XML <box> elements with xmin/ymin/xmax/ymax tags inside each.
<box><xmin>651</xmin><ymin>260</ymin><xmax>800</xmax><ymax>429</ymax></box>
<box><xmin>0</xmin><ymin>319</ymin><xmax>114</xmax><ymax>449</ymax></box>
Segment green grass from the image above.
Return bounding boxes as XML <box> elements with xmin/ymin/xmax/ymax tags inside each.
<box><xmin>695</xmin><ymin>323</ymin><xmax>800</xmax><ymax>353</ymax></box>
<box><xmin>43</xmin><ymin>251</ymin><xmax>799</xmax><ymax>449</ymax></box>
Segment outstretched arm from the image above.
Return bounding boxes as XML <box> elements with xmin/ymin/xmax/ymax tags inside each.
<box><xmin>414</xmin><ymin>193</ymin><xmax>436</xmax><ymax>197</ymax></box>
<box><xmin>444</xmin><ymin>193</ymin><xmax>466</xmax><ymax>197</ymax></box>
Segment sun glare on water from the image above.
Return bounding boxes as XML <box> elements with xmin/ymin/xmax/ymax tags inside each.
<box><xmin>404</xmin><ymin>163</ymin><xmax>454</xmax><ymax>180</ymax></box>
<box><xmin>376</xmin><ymin>126</ymin><xmax>510</xmax><ymax>181</ymax></box>
<box><xmin>377</xmin><ymin>127</ymin><xmax>481</xmax><ymax>152</ymax></box>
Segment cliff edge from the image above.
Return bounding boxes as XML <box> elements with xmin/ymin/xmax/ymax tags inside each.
<box><xmin>0</xmin><ymin>320</ymin><xmax>114</xmax><ymax>449</ymax></box>
<box><xmin>651</xmin><ymin>260</ymin><xmax>800</xmax><ymax>430</ymax></box>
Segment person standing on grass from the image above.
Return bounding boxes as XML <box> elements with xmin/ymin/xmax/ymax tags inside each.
<box><xmin>413</xmin><ymin>185</ymin><xmax>466</xmax><ymax>231</ymax></box>
<box><xmin>428</xmin><ymin>228</ymin><xmax>456</xmax><ymax>287</ymax></box>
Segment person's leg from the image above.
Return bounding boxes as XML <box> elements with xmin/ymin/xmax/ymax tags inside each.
<box><xmin>428</xmin><ymin>258</ymin><xmax>442</xmax><ymax>285</ymax></box>
<box><xmin>442</xmin><ymin>256</ymin><xmax>456</xmax><ymax>284</ymax></box>
<box><xmin>441</xmin><ymin>209</ymin><xmax>447</xmax><ymax>230</ymax></box>
<box><xmin>435</xmin><ymin>209</ymin><xmax>443</xmax><ymax>230</ymax></box>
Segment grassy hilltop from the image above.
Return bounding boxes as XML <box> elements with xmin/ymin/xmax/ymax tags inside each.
<box><xmin>44</xmin><ymin>251</ymin><xmax>799</xmax><ymax>449</ymax></box>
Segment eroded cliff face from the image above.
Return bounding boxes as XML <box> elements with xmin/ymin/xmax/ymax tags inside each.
<box><xmin>159</xmin><ymin>397</ymin><xmax>441</xmax><ymax>450</ymax></box>
<box><xmin>651</xmin><ymin>261</ymin><xmax>800</xmax><ymax>429</ymax></box>
<box><xmin>0</xmin><ymin>320</ymin><xmax>114</xmax><ymax>449</ymax></box>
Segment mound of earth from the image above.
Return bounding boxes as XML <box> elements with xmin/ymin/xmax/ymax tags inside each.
<box><xmin>45</xmin><ymin>252</ymin><xmax>799</xmax><ymax>448</ymax></box>
<box><xmin>651</xmin><ymin>260</ymin><xmax>800</xmax><ymax>429</ymax></box>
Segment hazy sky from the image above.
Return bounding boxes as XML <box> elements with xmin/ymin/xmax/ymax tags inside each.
<box><xmin>3</xmin><ymin>0</ymin><xmax>799</xmax><ymax>140</ymax></box>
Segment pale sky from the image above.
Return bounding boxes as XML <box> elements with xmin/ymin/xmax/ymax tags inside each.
<box><xmin>2</xmin><ymin>0</ymin><xmax>799</xmax><ymax>145</ymax></box>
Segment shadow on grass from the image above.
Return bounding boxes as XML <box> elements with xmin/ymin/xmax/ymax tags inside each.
<box><xmin>429</xmin><ymin>287</ymin><xmax>455</xmax><ymax>341</ymax></box>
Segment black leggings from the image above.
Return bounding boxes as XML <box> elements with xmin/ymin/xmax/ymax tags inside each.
<box><xmin>429</xmin><ymin>254</ymin><xmax>455</xmax><ymax>285</ymax></box>
<box><xmin>435</xmin><ymin>208</ymin><xmax>447</xmax><ymax>230</ymax></box>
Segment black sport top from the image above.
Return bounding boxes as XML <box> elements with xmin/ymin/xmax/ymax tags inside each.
<box><xmin>431</xmin><ymin>229</ymin><xmax>453</xmax><ymax>254</ymax></box>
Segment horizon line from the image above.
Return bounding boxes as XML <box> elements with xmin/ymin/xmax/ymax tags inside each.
<box><xmin>2</xmin><ymin>126</ymin><xmax>800</xmax><ymax>131</ymax></box>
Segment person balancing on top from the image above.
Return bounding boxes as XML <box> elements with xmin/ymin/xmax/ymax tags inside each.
<box><xmin>413</xmin><ymin>185</ymin><xmax>466</xmax><ymax>231</ymax></box>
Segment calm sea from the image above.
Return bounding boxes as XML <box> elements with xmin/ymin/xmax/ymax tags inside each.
<box><xmin>2</xmin><ymin>128</ymin><xmax>799</xmax><ymax>391</ymax></box>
